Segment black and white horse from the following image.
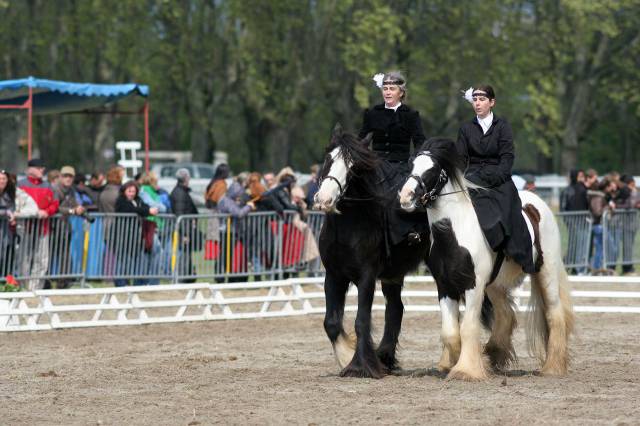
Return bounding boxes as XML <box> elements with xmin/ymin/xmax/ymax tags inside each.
<box><xmin>314</xmin><ymin>125</ymin><xmax>430</xmax><ymax>378</ymax></box>
<box><xmin>398</xmin><ymin>137</ymin><xmax>574</xmax><ymax>381</ymax></box>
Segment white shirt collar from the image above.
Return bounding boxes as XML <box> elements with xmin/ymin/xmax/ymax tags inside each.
<box><xmin>385</xmin><ymin>102</ymin><xmax>402</xmax><ymax>112</ymax></box>
<box><xmin>477</xmin><ymin>112</ymin><xmax>493</xmax><ymax>134</ymax></box>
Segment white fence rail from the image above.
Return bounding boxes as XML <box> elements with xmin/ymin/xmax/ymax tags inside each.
<box><xmin>2</xmin><ymin>275</ymin><xmax>640</xmax><ymax>332</ymax></box>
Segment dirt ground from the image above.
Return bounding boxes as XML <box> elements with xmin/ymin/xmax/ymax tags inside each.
<box><xmin>1</xmin><ymin>312</ymin><xmax>639</xmax><ymax>425</ymax></box>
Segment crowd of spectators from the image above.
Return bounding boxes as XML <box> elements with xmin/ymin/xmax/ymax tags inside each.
<box><xmin>6</xmin><ymin>157</ymin><xmax>637</xmax><ymax>284</ymax></box>
<box><xmin>560</xmin><ymin>168</ymin><xmax>640</xmax><ymax>275</ymax></box>
<box><xmin>0</xmin><ymin>159</ymin><xmax>322</xmax><ymax>289</ymax></box>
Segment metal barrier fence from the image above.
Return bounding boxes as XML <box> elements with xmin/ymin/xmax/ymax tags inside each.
<box><xmin>556</xmin><ymin>211</ymin><xmax>593</xmax><ymax>271</ymax></box>
<box><xmin>0</xmin><ymin>209</ymin><xmax>638</xmax><ymax>286</ymax></box>
<box><xmin>83</xmin><ymin>213</ymin><xmax>176</xmax><ymax>285</ymax></box>
<box><xmin>0</xmin><ymin>211</ymin><xmax>324</xmax><ymax>286</ymax></box>
<box><xmin>174</xmin><ymin>212</ymin><xmax>282</xmax><ymax>282</ymax></box>
<box><xmin>603</xmin><ymin>209</ymin><xmax>640</xmax><ymax>272</ymax></box>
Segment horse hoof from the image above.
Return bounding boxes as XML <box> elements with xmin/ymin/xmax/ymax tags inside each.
<box><xmin>539</xmin><ymin>366</ymin><xmax>568</xmax><ymax>377</ymax></box>
<box><xmin>484</xmin><ymin>344</ymin><xmax>516</xmax><ymax>372</ymax></box>
<box><xmin>386</xmin><ymin>367</ymin><xmax>404</xmax><ymax>376</ymax></box>
<box><xmin>340</xmin><ymin>363</ymin><xmax>384</xmax><ymax>379</ymax></box>
<box><xmin>446</xmin><ymin>366</ymin><xmax>489</xmax><ymax>382</ymax></box>
<box><xmin>437</xmin><ymin>364</ymin><xmax>452</xmax><ymax>374</ymax></box>
<box><xmin>376</xmin><ymin>350</ymin><xmax>400</xmax><ymax>372</ymax></box>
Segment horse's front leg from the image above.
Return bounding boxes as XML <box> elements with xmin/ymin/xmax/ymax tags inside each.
<box><xmin>448</xmin><ymin>283</ymin><xmax>489</xmax><ymax>381</ymax></box>
<box><xmin>341</xmin><ymin>272</ymin><xmax>384</xmax><ymax>378</ymax></box>
<box><xmin>323</xmin><ymin>271</ymin><xmax>353</xmax><ymax>369</ymax></box>
<box><xmin>376</xmin><ymin>276</ymin><xmax>404</xmax><ymax>372</ymax></box>
<box><xmin>437</xmin><ymin>296</ymin><xmax>461</xmax><ymax>372</ymax></box>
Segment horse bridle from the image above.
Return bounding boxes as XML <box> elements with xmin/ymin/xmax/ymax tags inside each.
<box><xmin>321</xmin><ymin>174</ymin><xmax>345</xmax><ymax>199</ymax></box>
<box><xmin>409</xmin><ymin>151</ymin><xmax>464</xmax><ymax>208</ymax></box>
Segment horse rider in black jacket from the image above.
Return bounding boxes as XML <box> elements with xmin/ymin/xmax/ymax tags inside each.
<box><xmin>457</xmin><ymin>85</ymin><xmax>537</xmax><ymax>273</ymax></box>
<box><xmin>359</xmin><ymin>71</ymin><xmax>430</xmax><ymax>248</ymax></box>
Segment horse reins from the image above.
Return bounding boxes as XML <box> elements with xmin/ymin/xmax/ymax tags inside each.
<box><xmin>320</xmin><ymin>170</ymin><xmax>376</xmax><ymax>203</ymax></box>
<box><xmin>410</xmin><ymin>153</ymin><xmax>467</xmax><ymax>207</ymax></box>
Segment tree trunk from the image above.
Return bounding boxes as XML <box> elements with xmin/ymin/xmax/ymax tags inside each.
<box><xmin>560</xmin><ymin>34</ymin><xmax>609</xmax><ymax>173</ymax></box>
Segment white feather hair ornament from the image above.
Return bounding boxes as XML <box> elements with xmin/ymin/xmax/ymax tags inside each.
<box><xmin>372</xmin><ymin>73</ymin><xmax>385</xmax><ymax>88</ymax></box>
<box><xmin>462</xmin><ymin>87</ymin><xmax>474</xmax><ymax>104</ymax></box>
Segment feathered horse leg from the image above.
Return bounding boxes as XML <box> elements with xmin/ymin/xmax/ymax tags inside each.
<box><xmin>323</xmin><ymin>271</ymin><xmax>354</xmax><ymax>369</ymax></box>
<box><xmin>376</xmin><ymin>277</ymin><xmax>404</xmax><ymax>372</ymax></box>
<box><xmin>437</xmin><ymin>296</ymin><xmax>461</xmax><ymax>372</ymax></box>
<box><xmin>448</xmin><ymin>284</ymin><xmax>490</xmax><ymax>381</ymax></box>
<box><xmin>340</xmin><ymin>272</ymin><xmax>385</xmax><ymax>378</ymax></box>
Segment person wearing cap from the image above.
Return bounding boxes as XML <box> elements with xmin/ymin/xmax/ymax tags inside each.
<box><xmin>50</xmin><ymin>165</ymin><xmax>86</xmax><ymax>289</ymax></box>
<box><xmin>170</xmin><ymin>168</ymin><xmax>199</xmax><ymax>282</ymax></box>
<box><xmin>457</xmin><ymin>85</ymin><xmax>536</xmax><ymax>273</ymax></box>
<box><xmin>358</xmin><ymin>71</ymin><xmax>430</xmax><ymax>244</ymax></box>
<box><xmin>53</xmin><ymin>166</ymin><xmax>85</xmax><ymax>216</ymax></box>
<box><xmin>18</xmin><ymin>159</ymin><xmax>60</xmax><ymax>290</ymax></box>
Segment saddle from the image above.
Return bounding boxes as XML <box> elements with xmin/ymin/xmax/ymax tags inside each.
<box><xmin>488</xmin><ymin>203</ymin><xmax>544</xmax><ymax>285</ymax></box>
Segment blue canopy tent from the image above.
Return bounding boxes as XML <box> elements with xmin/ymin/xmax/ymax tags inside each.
<box><xmin>0</xmin><ymin>76</ymin><xmax>150</xmax><ymax>169</ymax></box>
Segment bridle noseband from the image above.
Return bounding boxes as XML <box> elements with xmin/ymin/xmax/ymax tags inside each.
<box><xmin>321</xmin><ymin>174</ymin><xmax>345</xmax><ymax>199</ymax></box>
<box><xmin>409</xmin><ymin>151</ymin><xmax>464</xmax><ymax>208</ymax></box>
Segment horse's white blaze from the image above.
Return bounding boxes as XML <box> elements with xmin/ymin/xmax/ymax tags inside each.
<box><xmin>398</xmin><ymin>154</ymin><xmax>434</xmax><ymax>210</ymax></box>
<box><xmin>314</xmin><ymin>147</ymin><xmax>351</xmax><ymax>212</ymax></box>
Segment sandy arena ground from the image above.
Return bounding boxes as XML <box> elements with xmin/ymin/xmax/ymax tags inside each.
<box><xmin>1</xmin><ymin>312</ymin><xmax>639</xmax><ymax>425</ymax></box>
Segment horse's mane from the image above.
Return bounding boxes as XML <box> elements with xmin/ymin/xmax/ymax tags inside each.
<box><xmin>325</xmin><ymin>130</ymin><xmax>379</xmax><ymax>174</ymax></box>
<box><xmin>418</xmin><ymin>137</ymin><xmax>481</xmax><ymax>193</ymax></box>
<box><xmin>320</xmin><ymin>129</ymin><xmax>385</xmax><ymax>202</ymax></box>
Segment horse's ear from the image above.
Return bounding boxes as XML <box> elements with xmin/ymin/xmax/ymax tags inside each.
<box><xmin>332</xmin><ymin>123</ymin><xmax>343</xmax><ymax>137</ymax></box>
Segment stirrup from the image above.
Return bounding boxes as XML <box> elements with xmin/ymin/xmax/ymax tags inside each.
<box><xmin>407</xmin><ymin>232</ymin><xmax>421</xmax><ymax>246</ymax></box>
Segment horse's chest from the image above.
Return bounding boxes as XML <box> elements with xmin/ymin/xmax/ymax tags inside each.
<box><xmin>428</xmin><ymin>218</ymin><xmax>477</xmax><ymax>300</ymax></box>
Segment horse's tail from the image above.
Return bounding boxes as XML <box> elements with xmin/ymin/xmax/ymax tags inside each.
<box><xmin>525</xmin><ymin>193</ymin><xmax>575</xmax><ymax>374</ymax></box>
<box><xmin>527</xmin><ymin>267</ymin><xmax>574</xmax><ymax>370</ymax></box>
<box><xmin>526</xmin><ymin>273</ymin><xmax>550</xmax><ymax>362</ymax></box>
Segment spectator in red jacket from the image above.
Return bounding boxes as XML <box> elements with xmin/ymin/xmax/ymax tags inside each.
<box><xmin>17</xmin><ymin>158</ymin><xmax>60</xmax><ymax>290</ymax></box>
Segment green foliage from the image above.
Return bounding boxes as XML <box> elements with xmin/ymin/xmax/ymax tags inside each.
<box><xmin>0</xmin><ymin>0</ymin><xmax>638</xmax><ymax>174</ymax></box>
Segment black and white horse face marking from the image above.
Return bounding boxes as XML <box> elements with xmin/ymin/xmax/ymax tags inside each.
<box><xmin>399</xmin><ymin>152</ymin><xmax>437</xmax><ymax>211</ymax></box>
<box><xmin>314</xmin><ymin>147</ymin><xmax>352</xmax><ymax>213</ymax></box>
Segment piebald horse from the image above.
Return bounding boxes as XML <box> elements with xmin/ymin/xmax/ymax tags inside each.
<box><xmin>314</xmin><ymin>125</ymin><xmax>430</xmax><ymax>378</ymax></box>
<box><xmin>399</xmin><ymin>137</ymin><xmax>574</xmax><ymax>381</ymax></box>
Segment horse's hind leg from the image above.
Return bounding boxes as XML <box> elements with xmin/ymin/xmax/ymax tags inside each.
<box><xmin>529</xmin><ymin>265</ymin><xmax>574</xmax><ymax>376</ymax></box>
<box><xmin>484</xmin><ymin>284</ymin><xmax>518</xmax><ymax>372</ymax></box>
<box><xmin>377</xmin><ymin>277</ymin><xmax>404</xmax><ymax>372</ymax></box>
<box><xmin>323</xmin><ymin>272</ymin><xmax>353</xmax><ymax>369</ymax></box>
<box><xmin>341</xmin><ymin>273</ymin><xmax>384</xmax><ymax>378</ymax></box>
